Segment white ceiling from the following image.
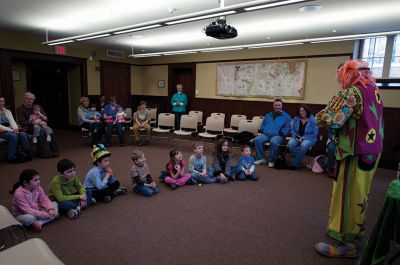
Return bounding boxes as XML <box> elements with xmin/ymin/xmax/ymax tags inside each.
<box><xmin>0</xmin><ymin>0</ymin><xmax>399</xmax><ymax>55</ymax></box>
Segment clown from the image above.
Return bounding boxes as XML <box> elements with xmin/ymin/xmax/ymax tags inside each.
<box><xmin>314</xmin><ymin>60</ymin><xmax>384</xmax><ymax>258</ymax></box>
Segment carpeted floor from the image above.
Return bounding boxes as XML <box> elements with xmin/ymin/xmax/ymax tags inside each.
<box><xmin>0</xmin><ymin>130</ymin><xmax>397</xmax><ymax>265</ymax></box>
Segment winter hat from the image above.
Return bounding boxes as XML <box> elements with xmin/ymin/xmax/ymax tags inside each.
<box><xmin>91</xmin><ymin>144</ymin><xmax>111</xmax><ymax>164</ymax></box>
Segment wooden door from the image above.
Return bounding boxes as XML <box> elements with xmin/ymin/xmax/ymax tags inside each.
<box><xmin>168</xmin><ymin>63</ymin><xmax>196</xmax><ymax>112</ymax></box>
<box><xmin>26</xmin><ymin>61</ymin><xmax>69</xmax><ymax>128</ymax></box>
<box><xmin>100</xmin><ymin>61</ymin><xmax>131</xmax><ymax>108</ymax></box>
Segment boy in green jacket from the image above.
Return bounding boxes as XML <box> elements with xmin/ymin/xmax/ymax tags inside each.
<box><xmin>49</xmin><ymin>159</ymin><xmax>94</xmax><ymax>219</ymax></box>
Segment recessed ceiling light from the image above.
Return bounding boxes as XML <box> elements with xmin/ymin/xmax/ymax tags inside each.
<box><xmin>267</xmin><ymin>36</ymin><xmax>271</xmax><ymax>40</ymax></box>
<box><xmin>298</xmin><ymin>5</ymin><xmax>322</xmax><ymax>13</ymax></box>
<box><xmin>332</xmin><ymin>29</ymin><xmax>337</xmax><ymax>33</ymax></box>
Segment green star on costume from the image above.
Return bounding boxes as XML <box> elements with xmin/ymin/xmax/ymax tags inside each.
<box><xmin>368</xmin><ymin>103</ymin><xmax>378</xmax><ymax>120</ymax></box>
<box><xmin>366</xmin><ymin>154</ymin><xmax>374</xmax><ymax>161</ymax></box>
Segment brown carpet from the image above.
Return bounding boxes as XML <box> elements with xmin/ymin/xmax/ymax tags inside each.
<box><xmin>0</xmin><ymin>130</ymin><xmax>396</xmax><ymax>265</ymax></box>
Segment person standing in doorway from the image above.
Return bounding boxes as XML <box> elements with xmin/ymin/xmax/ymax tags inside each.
<box><xmin>171</xmin><ymin>83</ymin><xmax>188</xmax><ymax>130</ymax></box>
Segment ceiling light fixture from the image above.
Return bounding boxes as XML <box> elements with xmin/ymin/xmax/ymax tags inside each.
<box><xmin>165</xmin><ymin>11</ymin><xmax>236</xmax><ymax>25</ymax></box>
<box><xmin>113</xmin><ymin>24</ymin><xmax>162</xmax><ymax>35</ymax></box>
<box><xmin>244</xmin><ymin>0</ymin><xmax>309</xmax><ymax>11</ymax></box>
<box><xmin>76</xmin><ymin>33</ymin><xmax>111</xmax><ymax>41</ymax></box>
<box><xmin>47</xmin><ymin>40</ymin><xmax>75</xmax><ymax>46</ymax></box>
<box><xmin>298</xmin><ymin>4</ymin><xmax>322</xmax><ymax>13</ymax></box>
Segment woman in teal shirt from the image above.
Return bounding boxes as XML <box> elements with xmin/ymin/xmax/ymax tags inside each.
<box><xmin>171</xmin><ymin>83</ymin><xmax>188</xmax><ymax>130</ymax></box>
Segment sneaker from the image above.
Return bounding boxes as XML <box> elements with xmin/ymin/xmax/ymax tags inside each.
<box><xmin>315</xmin><ymin>242</ymin><xmax>357</xmax><ymax>258</ymax></box>
<box><xmin>268</xmin><ymin>161</ymin><xmax>275</xmax><ymax>168</ymax></box>
<box><xmin>170</xmin><ymin>184</ymin><xmax>178</xmax><ymax>190</ymax></box>
<box><xmin>66</xmin><ymin>209</ymin><xmax>78</xmax><ymax>219</ymax></box>
<box><xmin>114</xmin><ymin>187</ymin><xmax>128</xmax><ymax>196</ymax></box>
<box><xmin>32</xmin><ymin>137</ymin><xmax>37</xmax><ymax>144</ymax></box>
<box><xmin>31</xmin><ymin>221</ymin><xmax>42</xmax><ymax>232</ymax></box>
<box><xmin>254</xmin><ymin>159</ymin><xmax>266</xmax><ymax>165</ymax></box>
<box><xmin>46</xmin><ymin>135</ymin><xmax>52</xmax><ymax>142</ymax></box>
<box><xmin>102</xmin><ymin>195</ymin><xmax>112</xmax><ymax>203</ymax></box>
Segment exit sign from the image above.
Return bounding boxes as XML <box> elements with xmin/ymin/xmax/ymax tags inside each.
<box><xmin>55</xmin><ymin>45</ymin><xmax>66</xmax><ymax>55</ymax></box>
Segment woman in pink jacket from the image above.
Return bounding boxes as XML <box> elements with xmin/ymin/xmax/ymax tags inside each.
<box><xmin>10</xmin><ymin>169</ymin><xmax>58</xmax><ymax>232</ymax></box>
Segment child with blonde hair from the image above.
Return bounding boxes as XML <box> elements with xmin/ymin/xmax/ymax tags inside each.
<box><xmin>130</xmin><ymin>150</ymin><xmax>160</xmax><ymax>197</ymax></box>
<box><xmin>164</xmin><ymin>148</ymin><xmax>191</xmax><ymax>190</ymax></box>
<box><xmin>10</xmin><ymin>169</ymin><xmax>58</xmax><ymax>232</ymax></box>
<box><xmin>188</xmin><ymin>142</ymin><xmax>217</xmax><ymax>184</ymax></box>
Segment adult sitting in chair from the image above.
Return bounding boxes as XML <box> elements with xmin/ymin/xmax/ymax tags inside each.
<box><xmin>132</xmin><ymin>103</ymin><xmax>151</xmax><ymax>146</ymax></box>
<box><xmin>103</xmin><ymin>96</ymin><xmax>125</xmax><ymax>147</ymax></box>
<box><xmin>287</xmin><ymin>105</ymin><xmax>318</xmax><ymax>170</ymax></box>
<box><xmin>16</xmin><ymin>92</ymin><xmax>59</xmax><ymax>158</ymax></box>
<box><xmin>0</xmin><ymin>97</ymin><xmax>31</xmax><ymax>163</ymax></box>
<box><xmin>77</xmin><ymin>97</ymin><xmax>103</xmax><ymax>146</ymax></box>
<box><xmin>254</xmin><ymin>99</ymin><xmax>291</xmax><ymax>167</ymax></box>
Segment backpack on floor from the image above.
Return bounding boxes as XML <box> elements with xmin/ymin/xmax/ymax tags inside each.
<box><xmin>308</xmin><ymin>155</ymin><xmax>328</xmax><ymax>173</ymax></box>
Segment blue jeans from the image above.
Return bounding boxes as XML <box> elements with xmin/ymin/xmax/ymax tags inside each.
<box><xmin>287</xmin><ymin>138</ymin><xmax>314</xmax><ymax>168</ymax></box>
<box><xmin>327</xmin><ymin>141</ymin><xmax>336</xmax><ymax>171</ymax></box>
<box><xmin>135</xmin><ymin>184</ymin><xmax>160</xmax><ymax>197</ymax></box>
<box><xmin>237</xmin><ymin>171</ymin><xmax>258</xmax><ymax>181</ymax></box>
<box><xmin>254</xmin><ymin>134</ymin><xmax>283</xmax><ymax>161</ymax></box>
<box><xmin>0</xmin><ymin>131</ymin><xmax>30</xmax><ymax>160</ymax></box>
<box><xmin>105</xmin><ymin>122</ymin><xmax>125</xmax><ymax>145</ymax></box>
<box><xmin>190</xmin><ymin>172</ymin><xmax>217</xmax><ymax>184</ymax></box>
<box><xmin>207</xmin><ymin>167</ymin><xmax>234</xmax><ymax>182</ymax></box>
<box><xmin>58</xmin><ymin>200</ymin><xmax>79</xmax><ymax>212</ymax></box>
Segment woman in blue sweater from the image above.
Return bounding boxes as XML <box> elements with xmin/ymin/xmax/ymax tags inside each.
<box><xmin>287</xmin><ymin>105</ymin><xmax>318</xmax><ymax>169</ymax></box>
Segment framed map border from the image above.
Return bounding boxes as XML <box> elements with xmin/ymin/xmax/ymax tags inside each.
<box><xmin>216</xmin><ymin>59</ymin><xmax>307</xmax><ymax>99</ymax></box>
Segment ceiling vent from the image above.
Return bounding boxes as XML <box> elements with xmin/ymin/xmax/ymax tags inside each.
<box><xmin>107</xmin><ymin>50</ymin><xmax>125</xmax><ymax>58</ymax></box>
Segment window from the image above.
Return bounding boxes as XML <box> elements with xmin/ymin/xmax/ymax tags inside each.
<box><xmin>361</xmin><ymin>37</ymin><xmax>387</xmax><ymax>78</ymax></box>
<box><xmin>389</xmin><ymin>35</ymin><xmax>400</xmax><ymax>78</ymax></box>
<box><xmin>360</xmin><ymin>34</ymin><xmax>400</xmax><ymax>80</ymax></box>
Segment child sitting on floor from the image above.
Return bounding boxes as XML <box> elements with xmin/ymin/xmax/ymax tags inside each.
<box><xmin>48</xmin><ymin>159</ymin><xmax>95</xmax><ymax>219</ymax></box>
<box><xmin>84</xmin><ymin>144</ymin><xmax>127</xmax><ymax>202</ymax></box>
<box><xmin>164</xmin><ymin>148</ymin><xmax>191</xmax><ymax>190</ymax></box>
<box><xmin>130</xmin><ymin>150</ymin><xmax>160</xmax><ymax>197</ymax></box>
<box><xmin>10</xmin><ymin>169</ymin><xmax>58</xmax><ymax>232</ymax></box>
<box><xmin>207</xmin><ymin>138</ymin><xmax>234</xmax><ymax>183</ymax></box>
<box><xmin>236</xmin><ymin>144</ymin><xmax>258</xmax><ymax>181</ymax></box>
<box><xmin>188</xmin><ymin>142</ymin><xmax>217</xmax><ymax>184</ymax></box>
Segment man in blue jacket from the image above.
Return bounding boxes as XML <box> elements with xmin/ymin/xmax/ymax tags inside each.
<box><xmin>254</xmin><ymin>99</ymin><xmax>292</xmax><ymax>167</ymax></box>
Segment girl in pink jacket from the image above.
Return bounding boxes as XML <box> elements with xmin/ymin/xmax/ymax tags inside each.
<box><xmin>10</xmin><ymin>169</ymin><xmax>58</xmax><ymax>232</ymax></box>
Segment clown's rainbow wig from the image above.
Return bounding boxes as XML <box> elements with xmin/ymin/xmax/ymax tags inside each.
<box><xmin>336</xmin><ymin>60</ymin><xmax>376</xmax><ymax>90</ymax></box>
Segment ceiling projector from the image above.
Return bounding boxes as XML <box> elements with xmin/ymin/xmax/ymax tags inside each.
<box><xmin>204</xmin><ymin>16</ymin><xmax>237</xmax><ymax>39</ymax></box>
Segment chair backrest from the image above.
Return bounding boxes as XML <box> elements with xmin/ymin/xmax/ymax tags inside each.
<box><xmin>210</xmin><ymin>113</ymin><xmax>225</xmax><ymax>121</ymax></box>
<box><xmin>146</xmin><ymin>108</ymin><xmax>157</xmax><ymax>121</ymax></box>
<box><xmin>228</xmin><ymin>114</ymin><xmax>247</xmax><ymax>129</ymax></box>
<box><xmin>157</xmin><ymin>113</ymin><xmax>175</xmax><ymax>129</ymax></box>
<box><xmin>179</xmin><ymin>115</ymin><xmax>198</xmax><ymax>132</ymax></box>
<box><xmin>0</xmin><ymin>205</ymin><xmax>21</xmax><ymax>230</ymax></box>
<box><xmin>238</xmin><ymin>119</ymin><xmax>259</xmax><ymax>135</ymax></box>
<box><xmin>252</xmin><ymin>116</ymin><xmax>264</xmax><ymax>129</ymax></box>
<box><xmin>205</xmin><ymin>116</ymin><xmax>224</xmax><ymax>133</ymax></box>
<box><xmin>188</xmin><ymin>110</ymin><xmax>203</xmax><ymax>125</ymax></box>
